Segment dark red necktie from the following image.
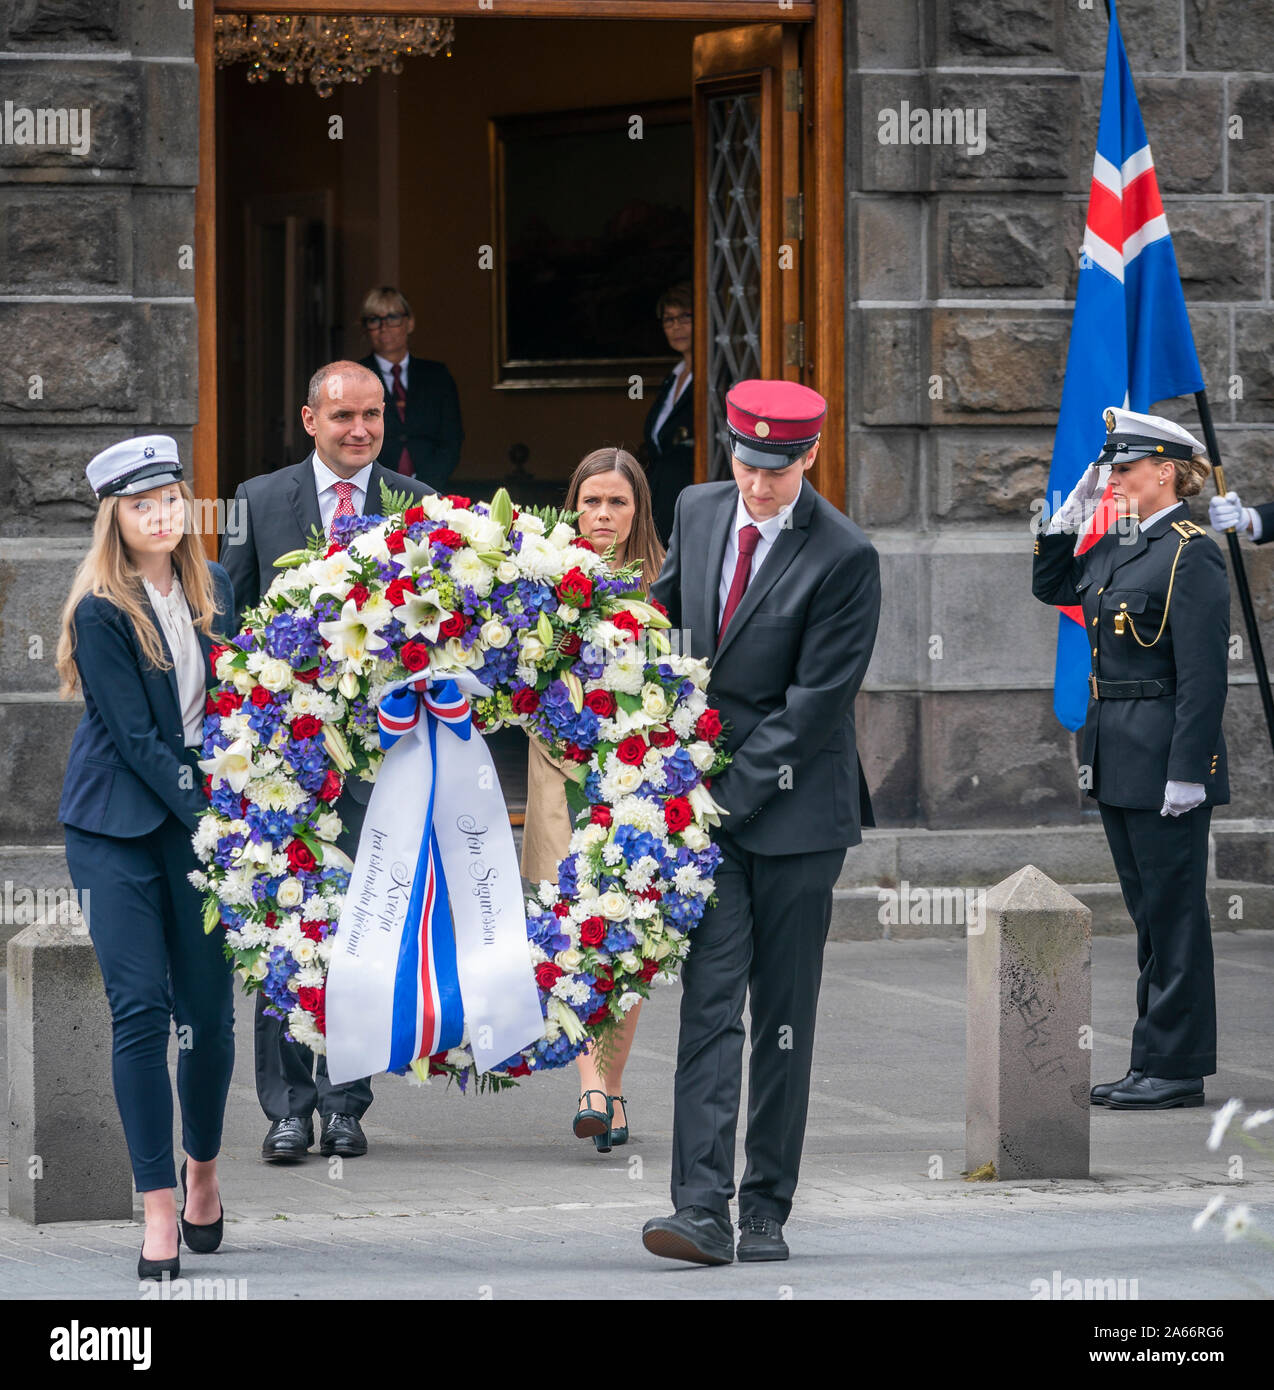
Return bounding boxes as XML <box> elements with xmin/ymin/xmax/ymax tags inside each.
<box><xmin>718</xmin><ymin>524</ymin><xmax>761</xmax><ymax>644</ymax></box>
<box><xmin>392</xmin><ymin>363</ymin><xmax>413</xmax><ymax>477</ymax></box>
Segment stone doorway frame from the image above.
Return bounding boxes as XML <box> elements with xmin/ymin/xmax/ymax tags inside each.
<box><xmin>194</xmin><ymin>0</ymin><xmax>844</xmax><ymax>525</ymax></box>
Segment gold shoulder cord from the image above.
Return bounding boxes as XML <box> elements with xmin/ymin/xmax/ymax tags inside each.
<box><xmin>1123</xmin><ymin>533</ymin><xmax>1190</xmax><ymax>648</ymax></box>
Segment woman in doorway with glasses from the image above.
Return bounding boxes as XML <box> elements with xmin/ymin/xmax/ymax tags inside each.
<box><xmin>521</xmin><ymin>447</ymin><xmax>666</xmax><ymax>1153</ymax></box>
<box><xmin>641</xmin><ymin>282</ymin><xmax>695</xmax><ymax>546</ymax></box>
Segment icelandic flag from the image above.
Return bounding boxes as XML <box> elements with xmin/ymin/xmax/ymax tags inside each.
<box><xmin>1046</xmin><ymin>0</ymin><xmax>1204</xmax><ymax>730</ymax></box>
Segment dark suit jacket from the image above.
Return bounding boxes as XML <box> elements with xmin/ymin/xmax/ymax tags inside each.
<box><xmin>59</xmin><ymin>563</ymin><xmax>236</xmax><ymax>838</ymax></box>
<box><xmin>1033</xmin><ymin>510</ymin><xmax>1230</xmax><ymax>809</ymax></box>
<box><xmin>360</xmin><ymin>353</ymin><xmax>463</xmax><ymax>493</ymax></box>
<box><xmin>220</xmin><ymin>455</ymin><xmax>435</xmax><ymax>624</ymax></box>
<box><xmin>1255</xmin><ymin>500</ymin><xmax>1274</xmax><ymax>543</ymax></box>
<box><xmin>641</xmin><ymin>366</ymin><xmax>695</xmax><ymax>545</ymax></box>
<box><xmin>650</xmin><ymin>480</ymin><xmax>881</xmax><ymax>855</ymax></box>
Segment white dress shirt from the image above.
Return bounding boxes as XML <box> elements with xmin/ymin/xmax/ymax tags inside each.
<box><xmin>143</xmin><ymin>573</ymin><xmax>205</xmax><ymax>747</ymax></box>
<box><xmin>1134</xmin><ymin>499</ymin><xmax>1185</xmax><ymax>535</ymax></box>
<box><xmin>651</xmin><ymin>360</ymin><xmax>691</xmax><ymax>443</ymax></box>
<box><xmin>374</xmin><ymin>352</ymin><xmax>408</xmax><ymax>393</ymax></box>
<box><xmin>312</xmin><ymin>452</ymin><xmax>373</xmax><ymax>534</ymax></box>
<box><xmin>718</xmin><ymin>482</ymin><xmax>802</xmax><ymax>620</ymax></box>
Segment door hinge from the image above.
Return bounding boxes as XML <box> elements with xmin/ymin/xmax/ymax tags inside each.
<box><xmin>784</xmin><ymin>321</ymin><xmax>806</xmax><ymax>368</ymax></box>
<box><xmin>784</xmin><ymin>192</ymin><xmax>804</xmax><ymax>240</ymax></box>
<box><xmin>784</xmin><ymin>68</ymin><xmax>804</xmax><ymax>113</ymax></box>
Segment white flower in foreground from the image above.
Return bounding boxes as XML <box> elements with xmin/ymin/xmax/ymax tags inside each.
<box><xmin>1222</xmin><ymin>1204</ymin><xmax>1253</xmax><ymax>1242</ymax></box>
<box><xmin>318</xmin><ymin>596</ymin><xmax>392</xmax><ymax>664</ymax></box>
<box><xmin>1241</xmin><ymin>1109</ymin><xmax>1274</xmax><ymax>1131</ymax></box>
<box><xmin>1192</xmin><ymin>1193</ymin><xmax>1225</xmax><ymax>1232</ymax></box>
<box><xmin>688</xmin><ymin>781</ymin><xmax>729</xmax><ymax>827</ymax></box>
<box><xmin>350</xmin><ymin>525</ymin><xmax>391</xmax><ymax>565</ymax></box>
<box><xmin>306</xmin><ymin>549</ymin><xmax>357</xmax><ymax>607</ymax></box>
<box><xmin>198</xmin><ymin>737</ymin><xmax>254</xmax><ymax>794</ymax></box>
<box><xmin>1207</xmin><ymin>1098</ymin><xmax>1243</xmax><ymax>1151</ymax></box>
<box><xmin>394</xmin><ymin>585</ymin><xmax>446</xmax><ymax>643</ymax></box>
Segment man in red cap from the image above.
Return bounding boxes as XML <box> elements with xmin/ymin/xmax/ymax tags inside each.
<box><xmin>643</xmin><ymin>379</ymin><xmax>881</xmax><ymax>1264</ymax></box>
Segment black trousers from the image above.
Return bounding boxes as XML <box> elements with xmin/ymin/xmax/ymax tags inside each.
<box><xmin>1099</xmin><ymin>800</ymin><xmax>1217</xmax><ymax>1078</ymax></box>
<box><xmin>670</xmin><ymin>833</ymin><xmax>845</xmax><ymax>1223</ymax></box>
<box><xmin>65</xmin><ymin>816</ymin><xmax>235</xmax><ymax>1192</ymax></box>
<box><xmin>253</xmin><ymin>787</ymin><xmax>373</xmax><ymax>1122</ymax></box>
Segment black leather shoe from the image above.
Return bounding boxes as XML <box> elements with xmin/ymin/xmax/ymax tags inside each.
<box><xmin>641</xmin><ymin>1206</ymin><xmax>733</xmax><ymax>1265</ymax></box>
<box><xmin>1091</xmin><ymin>1069</ymin><xmax>1144</xmax><ymax>1106</ymax></box>
<box><xmin>138</xmin><ymin>1225</ymin><xmax>180</xmax><ymax>1282</ymax></box>
<box><xmin>320</xmin><ymin>1112</ymin><xmax>368</xmax><ymax>1158</ymax></box>
<box><xmin>179</xmin><ymin>1159</ymin><xmax>224</xmax><ymax>1254</ymax></box>
<box><xmin>737</xmin><ymin>1214</ymin><xmax>789</xmax><ymax>1262</ymax></box>
<box><xmin>1106</xmin><ymin>1075</ymin><xmax>1205</xmax><ymax>1110</ymax></box>
<box><xmin>262</xmin><ymin>1116</ymin><xmax>314</xmax><ymax>1163</ymax></box>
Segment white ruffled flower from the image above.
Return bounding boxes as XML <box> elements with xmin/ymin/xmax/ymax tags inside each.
<box><xmin>351</xmin><ymin>525</ymin><xmax>391</xmax><ymax>565</ymax></box>
<box><xmin>669</xmin><ymin>705</ymin><xmax>696</xmax><ymax>739</ymax></box>
<box><xmin>681</xmin><ymin>823</ymin><xmax>710</xmax><ymax>851</ymax></box>
<box><xmin>513</xmin><ymin>512</ymin><xmax>546</xmax><ymax>536</ymax></box>
<box><xmin>616</xmin><ymin>991</ymin><xmax>643</xmax><ymax>1014</ymax></box>
<box><xmin>276</xmin><ymin>876</ymin><xmax>305</xmax><ymax>908</ymax></box>
<box><xmin>450</xmin><ymin>547</ymin><xmax>495</xmax><ymax>597</ymax></box>
<box><xmin>673</xmin><ymin>865</ymin><xmax>705</xmax><ymax>896</ymax></box>
<box><xmin>291</xmin><ymin>938</ymin><xmax>317</xmax><ymax>964</ymax></box>
<box><xmin>495</xmin><ymin>559</ymin><xmax>519</xmax><ymax>584</ymax></box>
<box><xmin>314</xmin><ymin>810</ymin><xmax>343</xmax><ymax>842</ymax></box>
<box><xmin>294</xmin><ymin>964</ymin><xmax>325</xmax><ymax>988</ymax></box>
<box><xmin>232</xmin><ymin>670</ymin><xmax>256</xmax><ymax>696</ymax></box>
<box><xmin>556</xmin><ymin>604</ymin><xmax>579</xmax><ymax>624</ymax></box>
<box><xmin>603</xmin><ymin>647</ymin><xmax>646</xmax><ymax>696</ymax></box>
<box><xmin>519</xmin><ymin>634</ymin><xmax>548</xmax><ymax>664</ymax></box>
<box><xmin>547</xmin><ymin>521</ymin><xmax>575</xmax><ymax>550</ymax></box>
<box><xmin>601</xmin><ymin>761</ymin><xmax>643</xmax><ymax>799</ymax></box>
<box><xmin>597</xmin><ymin>889</ymin><xmax>630</xmax><ymax>921</ymax></box>
<box><xmin>480</xmin><ymin>617</ymin><xmax>512</xmax><ymax>648</ymax></box>
<box><xmin>258</xmin><ymin>657</ymin><xmax>293</xmax><ymax>692</ymax></box>
<box><xmin>610</xmin><ymin>795</ymin><xmax>664</xmax><ymax>835</ymax></box>
<box><xmin>687</xmin><ymin>740</ymin><xmax>715</xmax><ymax>772</ymax></box>
<box><xmin>288</xmin><ymin>1010</ymin><xmax>323</xmax><ymax>1050</ymax></box>
<box><xmin>640</xmin><ymin>682</ymin><xmax>669</xmax><ymax>719</ymax></box>
<box><xmin>516</xmin><ymin>535</ymin><xmax>567</xmax><ymax>581</ymax></box>
<box><xmin>538</xmin><ymin>880</ymin><xmax>558</xmax><ymax>907</ymax></box>
<box><xmin>602</xmin><ymin>843</ymin><xmax>625</xmax><ymax>867</ymax></box>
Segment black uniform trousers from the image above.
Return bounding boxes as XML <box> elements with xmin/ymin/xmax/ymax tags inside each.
<box><xmin>1098</xmin><ymin>800</ymin><xmax>1217</xmax><ymax>1078</ymax></box>
<box><xmin>671</xmin><ymin>832</ymin><xmax>845</xmax><ymax>1224</ymax></box>
<box><xmin>253</xmin><ymin>789</ymin><xmax>373</xmax><ymax>1122</ymax></box>
<box><xmin>65</xmin><ymin>815</ymin><xmax>236</xmax><ymax>1192</ymax></box>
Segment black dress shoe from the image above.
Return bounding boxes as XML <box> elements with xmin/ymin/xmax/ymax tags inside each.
<box><xmin>1091</xmin><ymin>1069</ymin><xmax>1144</xmax><ymax>1106</ymax></box>
<box><xmin>641</xmin><ymin>1206</ymin><xmax>734</xmax><ymax>1265</ymax></box>
<box><xmin>138</xmin><ymin>1225</ymin><xmax>180</xmax><ymax>1282</ymax></box>
<box><xmin>262</xmin><ymin>1116</ymin><xmax>314</xmax><ymax>1163</ymax></box>
<box><xmin>320</xmin><ymin>1113</ymin><xmax>368</xmax><ymax>1158</ymax></box>
<box><xmin>179</xmin><ymin>1159</ymin><xmax>224</xmax><ymax>1254</ymax></box>
<box><xmin>737</xmin><ymin>1214</ymin><xmax>789</xmax><ymax>1262</ymax></box>
<box><xmin>1106</xmin><ymin>1075</ymin><xmax>1204</xmax><ymax>1110</ymax></box>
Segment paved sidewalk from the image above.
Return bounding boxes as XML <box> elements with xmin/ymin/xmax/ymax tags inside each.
<box><xmin>2</xmin><ymin>934</ymin><xmax>1272</xmax><ymax>1299</ymax></box>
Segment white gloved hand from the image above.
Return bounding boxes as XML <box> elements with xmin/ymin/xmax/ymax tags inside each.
<box><xmin>1160</xmin><ymin>780</ymin><xmax>1206</xmax><ymax>818</ymax></box>
<box><xmin>1046</xmin><ymin>463</ymin><xmax>1111</xmax><ymax>535</ymax></box>
<box><xmin>1208</xmin><ymin>491</ymin><xmax>1256</xmax><ymax>537</ymax></box>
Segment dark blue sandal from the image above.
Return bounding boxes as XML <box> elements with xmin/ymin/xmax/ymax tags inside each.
<box><xmin>607</xmin><ymin>1094</ymin><xmax>629</xmax><ymax>1147</ymax></box>
<box><xmin>573</xmin><ymin>1089</ymin><xmax>612</xmax><ymax>1140</ymax></box>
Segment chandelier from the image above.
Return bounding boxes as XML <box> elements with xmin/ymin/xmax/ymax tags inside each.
<box><xmin>214</xmin><ymin>15</ymin><xmax>454</xmax><ymax>98</ymax></box>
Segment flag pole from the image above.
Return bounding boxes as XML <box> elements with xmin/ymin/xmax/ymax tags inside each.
<box><xmin>1193</xmin><ymin>391</ymin><xmax>1274</xmax><ymax>756</ymax></box>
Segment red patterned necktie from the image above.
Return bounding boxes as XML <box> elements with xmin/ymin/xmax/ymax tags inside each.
<box><xmin>718</xmin><ymin>523</ymin><xmax>761</xmax><ymax>644</ymax></box>
<box><xmin>331</xmin><ymin>480</ymin><xmax>356</xmax><ymax>536</ymax></box>
<box><xmin>391</xmin><ymin>362</ymin><xmax>413</xmax><ymax>477</ymax></box>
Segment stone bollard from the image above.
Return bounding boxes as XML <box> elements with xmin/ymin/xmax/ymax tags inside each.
<box><xmin>7</xmin><ymin>906</ymin><xmax>133</xmax><ymax>1222</ymax></box>
<box><xmin>966</xmin><ymin>864</ymin><xmax>1092</xmax><ymax>1180</ymax></box>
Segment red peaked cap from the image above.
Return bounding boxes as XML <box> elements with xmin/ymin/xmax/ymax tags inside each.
<box><xmin>725</xmin><ymin>379</ymin><xmax>827</xmax><ymax>468</ymax></box>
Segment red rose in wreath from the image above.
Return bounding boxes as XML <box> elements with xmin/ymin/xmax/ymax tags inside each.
<box><xmin>663</xmin><ymin>796</ymin><xmax>693</xmax><ymax>834</ymax></box>
<box><xmin>317</xmin><ymin>769</ymin><xmax>342</xmax><ymax>803</ymax></box>
<box><xmin>384</xmin><ymin>528</ymin><xmax>407</xmax><ymax>554</ymax></box>
<box><xmin>444</xmin><ymin>494</ymin><xmax>472</xmax><ymax>510</ymax></box>
<box><xmin>286</xmin><ymin>839</ymin><xmax>317</xmax><ymax>873</ymax></box>
<box><xmin>293</xmin><ymin>665</ymin><xmax>320</xmax><ymax>684</ymax></box>
<box><xmin>439</xmin><ymin>612</ymin><xmax>467</xmax><ymax>640</ymax></box>
<box><xmin>535</xmin><ymin>961</ymin><xmax>563</xmax><ymax>990</ymax></box>
<box><xmin>250</xmin><ymin>685</ymin><xmax>273</xmax><ymax>709</ymax></box>
<box><xmin>616</xmin><ymin>734</ymin><xmax>648</xmax><ymax>766</ymax></box>
<box><xmin>404</xmin><ymin>505</ymin><xmax>425</xmax><ymax>525</ymax></box>
<box><xmin>610</xmin><ymin>610</ymin><xmax>641</xmax><ymax>642</ymax></box>
<box><xmin>590</xmin><ymin>804</ymin><xmax>612</xmax><ymax>828</ymax></box>
<box><xmin>638</xmin><ymin>959</ymin><xmax>660</xmax><ymax>983</ymax></box>
<box><xmin>584</xmin><ymin>689</ymin><xmax>616</xmax><ymax>717</ymax></box>
<box><xmin>579</xmin><ymin>917</ymin><xmax>606</xmax><ymax>948</ymax></box>
<box><xmin>431</xmin><ymin>528</ymin><xmax>464</xmax><ymax>551</ymax></box>
<box><xmin>290</xmin><ymin>715</ymin><xmax>322</xmax><ymax>741</ymax></box>
<box><xmin>511</xmin><ymin>686</ymin><xmax>540</xmax><ymax>715</ymax></box>
<box><xmin>385</xmin><ymin>575</ymin><xmax>416</xmax><ymax>606</ymax></box>
<box><xmin>400</xmin><ymin>640</ymin><xmax>430</xmax><ymax>672</ymax></box>
<box><xmin>695</xmin><ymin>709</ymin><xmax>723</xmax><ymax>742</ymax></box>
<box><xmin>556</xmin><ymin>567</ymin><xmax>593</xmax><ymax>608</ymax></box>
<box><xmin>649</xmin><ymin>726</ymin><xmax>677</xmax><ymax>749</ymax></box>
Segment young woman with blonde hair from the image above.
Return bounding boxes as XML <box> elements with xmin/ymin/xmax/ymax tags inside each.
<box><xmin>57</xmin><ymin>436</ymin><xmax>237</xmax><ymax>1280</ymax></box>
<box><xmin>520</xmin><ymin>447</ymin><xmax>666</xmax><ymax>1152</ymax></box>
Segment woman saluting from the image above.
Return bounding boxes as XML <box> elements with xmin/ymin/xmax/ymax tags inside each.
<box><xmin>1033</xmin><ymin>407</ymin><xmax>1230</xmax><ymax>1111</ymax></box>
<box><xmin>55</xmin><ymin>437</ymin><xmax>237</xmax><ymax>1280</ymax></box>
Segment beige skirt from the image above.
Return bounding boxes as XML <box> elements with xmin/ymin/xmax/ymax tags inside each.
<box><xmin>520</xmin><ymin>735</ymin><xmax>576</xmax><ymax>887</ymax></box>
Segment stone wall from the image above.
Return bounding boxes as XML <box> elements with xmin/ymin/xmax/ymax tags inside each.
<box><xmin>848</xmin><ymin>0</ymin><xmax>1274</xmax><ymax>830</ymax></box>
<box><xmin>0</xmin><ymin>0</ymin><xmax>198</xmax><ymax>846</ymax></box>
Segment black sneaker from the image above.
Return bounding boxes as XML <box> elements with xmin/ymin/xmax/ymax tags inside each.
<box><xmin>262</xmin><ymin>1116</ymin><xmax>313</xmax><ymax>1163</ymax></box>
<box><xmin>737</xmin><ymin>1214</ymin><xmax>789</xmax><ymax>1262</ymax></box>
<box><xmin>641</xmin><ymin>1206</ymin><xmax>734</xmax><ymax>1265</ymax></box>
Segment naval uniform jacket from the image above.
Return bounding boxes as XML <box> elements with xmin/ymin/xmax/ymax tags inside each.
<box><xmin>359</xmin><ymin>353</ymin><xmax>463</xmax><ymax>493</ymax></box>
<box><xmin>1032</xmin><ymin>507</ymin><xmax>1230</xmax><ymax>810</ymax></box>
<box><xmin>58</xmin><ymin>563</ymin><xmax>236</xmax><ymax>838</ymax></box>
<box><xmin>1254</xmin><ymin>501</ymin><xmax>1274</xmax><ymax>542</ymax></box>
<box><xmin>649</xmin><ymin>480</ymin><xmax>880</xmax><ymax>855</ymax></box>
<box><xmin>642</xmin><ymin>365</ymin><xmax>695</xmax><ymax>544</ymax></box>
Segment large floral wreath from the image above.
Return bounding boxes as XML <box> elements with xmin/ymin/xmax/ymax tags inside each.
<box><xmin>191</xmin><ymin>484</ymin><xmax>728</xmax><ymax>1092</ymax></box>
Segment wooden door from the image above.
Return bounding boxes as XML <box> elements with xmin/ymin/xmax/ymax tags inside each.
<box><xmin>692</xmin><ymin>24</ymin><xmax>804</xmax><ymax>483</ymax></box>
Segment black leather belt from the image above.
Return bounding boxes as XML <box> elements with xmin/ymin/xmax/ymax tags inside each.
<box><xmin>1089</xmin><ymin>675</ymin><xmax>1176</xmax><ymax>700</ymax></box>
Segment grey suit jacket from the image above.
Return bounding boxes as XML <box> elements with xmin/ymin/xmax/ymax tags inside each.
<box><xmin>219</xmin><ymin>455</ymin><xmax>435</xmax><ymax>625</ymax></box>
<box><xmin>650</xmin><ymin>480</ymin><xmax>881</xmax><ymax>855</ymax></box>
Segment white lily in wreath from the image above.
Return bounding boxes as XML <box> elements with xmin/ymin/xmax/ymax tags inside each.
<box><xmin>393</xmin><ymin>584</ymin><xmax>447</xmax><ymax>643</ymax></box>
<box><xmin>198</xmin><ymin>736</ymin><xmax>255</xmax><ymax>794</ymax></box>
<box><xmin>319</xmin><ymin>595</ymin><xmax>393</xmax><ymax>664</ymax></box>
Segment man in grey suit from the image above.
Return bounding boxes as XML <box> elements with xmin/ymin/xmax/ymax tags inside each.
<box><xmin>642</xmin><ymin>380</ymin><xmax>881</xmax><ymax>1265</ymax></box>
<box><xmin>220</xmin><ymin>360</ymin><xmax>435</xmax><ymax>1163</ymax></box>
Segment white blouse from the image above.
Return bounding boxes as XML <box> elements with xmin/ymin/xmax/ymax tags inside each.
<box><xmin>143</xmin><ymin>574</ymin><xmax>206</xmax><ymax>747</ymax></box>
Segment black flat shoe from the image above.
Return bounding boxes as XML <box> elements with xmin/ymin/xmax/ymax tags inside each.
<box><xmin>180</xmin><ymin>1159</ymin><xmax>224</xmax><ymax>1255</ymax></box>
<box><xmin>1106</xmin><ymin>1074</ymin><xmax>1205</xmax><ymax>1110</ymax></box>
<box><xmin>1091</xmin><ymin>1069</ymin><xmax>1144</xmax><ymax>1106</ymax></box>
<box><xmin>319</xmin><ymin>1113</ymin><xmax>368</xmax><ymax>1158</ymax></box>
<box><xmin>138</xmin><ymin>1225</ymin><xmax>180</xmax><ymax>1282</ymax></box>
<box><xmin>737</xmin><ymin>1214</ymin><xmax>789</xmax><ymax>1262</ymax></box>
<box><xmin>641</xmin><ymin>1206</ymin><xmax>734</xmax><ymax>1265</ymax></box>
<box><xmin>262</xmin><ymin>1116</ymin><xmax>314</xmax><ymax>1163</ymax></box>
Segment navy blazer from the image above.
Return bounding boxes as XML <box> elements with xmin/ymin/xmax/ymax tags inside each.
<box><xmin>58</xmin><ymin>563</ymin><xmax>236</xmax><ymax>838</ymax></box>
<box><xmin>360</xmin><ymin>353</ymin><xmax>463</xmax><ymax>493</ymax></box>
<box><xmin>650</xmin><ymin>481</ymin><xmax>881</xmax><ymax>855</ymax></box>
<box><xmin>641</xmin><ymin>366</ymin><xmax>695</xmax><ymax>544</ymax></box>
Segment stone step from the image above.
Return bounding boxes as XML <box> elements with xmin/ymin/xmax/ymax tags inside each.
<box><xmin>0</xmin><ymin>538</ymin><xmax>89</xmax><ymax>697</ymax></box>
<box><xmin>829</xmin><ymin>881</ymin><xmax>1274</xmax><ymax>942</ymax></box>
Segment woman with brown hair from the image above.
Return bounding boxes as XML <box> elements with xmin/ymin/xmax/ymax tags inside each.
<box><xmin>56</xmin><ymin>436</ymin><xmax>237</xmax><ymax>1280</ymax></box>
<box><xmin>521</xmin><ymin>446</ymin><xmax>666</xmax><ymax>1152</ymax></box>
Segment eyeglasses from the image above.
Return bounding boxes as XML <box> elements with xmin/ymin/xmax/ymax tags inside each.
<box><xmin>363</xmin><ymin>312</ymin><xmax>406</xmax><ymax>330</ymax></box>
<box><xmin>660</xmin><ymin>312</ymin><xmax>693</xmax><ymax>327</ymax></box>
